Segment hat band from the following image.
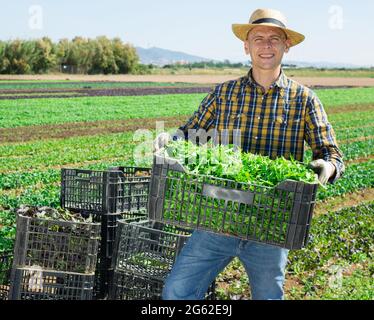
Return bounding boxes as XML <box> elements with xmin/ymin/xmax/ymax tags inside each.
<box><xmin>252</xmin><ymin>18</ymin><xmax>286</xmax><ymax>28</ymax></box>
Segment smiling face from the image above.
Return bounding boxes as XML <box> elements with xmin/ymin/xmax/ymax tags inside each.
<box><xmin>244</xmin><ymin>26</ymin><xmax>291</xmax><ymax>71</ymax></box>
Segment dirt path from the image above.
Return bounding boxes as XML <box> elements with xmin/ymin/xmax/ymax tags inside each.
<box><xmin>1</xmin><ymin>74</ymin><xmax>374</xmax><ymax>87</ymax></box>
<box><xmin>0</xmin><ymin>116</ymin><xmax>190</xmax><ymax>144</ymax></box>
<box><xmin>0</xmin><ymin>86</ymin><xmax>212</xmax><ymax>100</ymax></box>
<box><xmin>314</xmin><ymin>188</ymin><xmax>374</xmax><ymax>216</ymax></box>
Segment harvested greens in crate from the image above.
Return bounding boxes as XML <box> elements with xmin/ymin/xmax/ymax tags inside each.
<box><xmin>148</xmin><ymin>141</ymin><xmax>319</xmax><ymax>250</ymax></box>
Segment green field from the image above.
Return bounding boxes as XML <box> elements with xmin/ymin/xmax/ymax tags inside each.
<box><xmin>0</xmin><ymin>82</ymin><xmax>373</xmax><ymax>300</ymax></box>
<box><xmin>0</xmin><ymin>87</ymin><xmax>373</xmax><ymax>128</ymax></box>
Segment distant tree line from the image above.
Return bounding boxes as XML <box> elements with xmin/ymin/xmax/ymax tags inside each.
<box><xmin>0</xmin><ymin>36</ymin><xmax>140</xmax><ymax>74</ymax></box>
<box><xmin>162</xmin><ymin>60</ymin><xmax>249</xmax><ymax>69</ymax></box>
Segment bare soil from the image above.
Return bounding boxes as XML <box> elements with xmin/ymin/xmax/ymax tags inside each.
<box><xmin>0</xmin><ymin>86</ymin><xmax>213</xmax><ymax>100</ymax></box>
<box><xmin>314</xmin><ymin>188</ymin><xmax>374</xmax><ymax>216</ymax></box>
<box><xmin>0</xmin><ymin>116</ymin><xmax>189</xmax><ymax>144</ymax></box>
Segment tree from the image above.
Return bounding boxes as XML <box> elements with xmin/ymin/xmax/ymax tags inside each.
<box><xmin>0</xmin><ymin>40</ymin><xmax>34</xmax><ymax>74</ymax></box>
<box><xmin>29</xmin><ymin>37</ymin><xmax>56</xmax><ymax>73</ymax></box>
<box><xmin>112</xmin><ymin>38</ymin><xmax>139</xmax><ymax>74</ymax></box>
<box><xmin>88</xmin><ymin>36</ymin><xmax>118</xmax><ymax>74</ymax></box>
<box><xmin>0</xmin><ymin>37</ymin><xmax>141</xmax><ymax>74</ymax></box>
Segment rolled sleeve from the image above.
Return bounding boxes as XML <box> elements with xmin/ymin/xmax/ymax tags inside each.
<box><xmin>304</xmin><ymin>94</ymin><xmax>345</xmax><ymax>184</ymax></box>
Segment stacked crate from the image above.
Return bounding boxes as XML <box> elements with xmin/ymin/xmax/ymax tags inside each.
<box><xmin>9</xmin><ymin>213</ymin><xmax>101</xmax><ymax>300</ymax></box>
<box><xmin>0</xmin><ymin>250</ymin><xmax>13</xmax><ymax>300</ymax></box>
<box><xmin>109</xmin><ymin>220</ymin><xmax>215</xmax><ymax>300</ymax></box>
<box><xmin>60</xmin><ymin>166</ymin><xmax>151</xmax><ymax>299</ymax></box>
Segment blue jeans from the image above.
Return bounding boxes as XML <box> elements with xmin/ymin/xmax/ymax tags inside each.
<box><xmin>162</xmin><ymin>230</ymin><xmax>289</xmax><ymax>300</ymax></box>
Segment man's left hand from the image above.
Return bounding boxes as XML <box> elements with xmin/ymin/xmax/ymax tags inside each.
<box><xmin>308</xmin><ymin>159</ymin><xmax>336</xmax><ymax>185</ymax></box>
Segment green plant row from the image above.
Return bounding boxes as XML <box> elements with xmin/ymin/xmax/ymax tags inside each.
<box><xmin>0</xmin><ymin>94</ymin><xmax>204</xmax><ymax>128</ymax></box>
<box><xmin>287</xmin><ymin>201</ymin><xmax>373</xmax><ymax>274</ymax></box>
<box><xmin>2</xmin><ymin>159</ymin><xmax>372</xmax><ymax>217</ymax></box>
<box><xmin>0</xmin><ymin>159</ymin><xmax>137</xmax><ymax>190</ymax></box>
<box><xmin>0</xmin><ymin>131</ymin><xmax>139</xmax><ymax>172</ymax></box>
<box><xmin>304</xmin><ymin>139</ymin><xmax>374</xmax><ymax>162</ymax></box>
<box><xmin>214</xmin><ymin>202</ymin><xmax>374</xmax><ymax>300</ymax></box>
<box><xmin>335</xmin><ymin>126</ymin><xmax>374</xmax><ymax>141</ymax></box>
<box><xmin>1</xmin><ymin>130</ymin><xmax>372</xmax><ymax>174</ymax></box>
<box><xmin>0</xmin><ymin>184</ymin><xmax>60</xmax><ymax>211</ymax></box>
<box><xmin>0</xmin><ymin>136</ymin><xmax>372</xmax><ymax>197</ymax></box>
<box><xmin>1</xmin><ymin>88</ymin><xmax>373</xmax><ymax>129</ymax></box>
<box><xmin>316</xmin><ymin>160</ymin><xmax>374</xmax><ymax>200</ymax></box>
<box><xmin>0</xmin><ymin>210</ymin><xmax>16</xmax><ymax>251</ymax></box>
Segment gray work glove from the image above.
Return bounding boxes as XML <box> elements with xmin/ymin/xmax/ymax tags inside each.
<box><xmin>308</xmin><ymin>159</ymin><xmax>336</xmax><ymax>185</ymax></box>
<box><xmin>153</xmin><ymin>132</ymin><xmax>171</xmax><ymax>152</ymax></box>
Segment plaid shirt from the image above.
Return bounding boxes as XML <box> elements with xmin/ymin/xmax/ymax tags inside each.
<box><xmin>176</xmin><ymin>68</ymin><xmax>345</xmax><ymax>183</ymax></box>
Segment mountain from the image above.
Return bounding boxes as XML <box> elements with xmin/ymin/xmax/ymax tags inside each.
<box><xmin>135</xmin><ymin>46</ymin><xmax>371</xmax><ymax>69</ymax></box>
<box><xmin>135</xmin><ymin>47</ymin><xmax>212</xmax><ymax>66</ymax></box>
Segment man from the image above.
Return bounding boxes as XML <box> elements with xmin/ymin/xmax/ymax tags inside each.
<box><xmin>154</xmin><ymin>8</ymin><xmax>345</xmax><ymax>300</ymax></box>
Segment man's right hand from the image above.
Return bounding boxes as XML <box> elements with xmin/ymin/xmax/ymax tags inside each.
<box><xmin>153</xmin><ymin>132</ymin><xmax>171</xmax><ymax>152</ymax></box>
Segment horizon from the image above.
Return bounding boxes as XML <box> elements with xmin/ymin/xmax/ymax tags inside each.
<box><xmin>2</xmin><ymin>0</ymin><xmax>373</xmax><ymax>67</ymax></box>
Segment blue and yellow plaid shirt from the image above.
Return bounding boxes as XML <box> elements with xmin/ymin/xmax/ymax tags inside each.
<box><xmin>176</xmin><ymin>68</ymin><xmax>345</xmax><ymax>183</ymax></box>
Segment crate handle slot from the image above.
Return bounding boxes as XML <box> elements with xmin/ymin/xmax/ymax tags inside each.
<box><xmin>74</xmin><ymin>177</ymin><xmax>92</xmax><ymax>183</ymax></box>
<box><xmin>202</xmin><ymin>184</ymin><xmax>255</xmax><ymax>205</ymax></box>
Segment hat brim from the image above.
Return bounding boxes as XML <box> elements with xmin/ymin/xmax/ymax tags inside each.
<box><xmin>232</xmin><ymin>23</ymin><xmax>305</xmax><ymax>47</ymax></box>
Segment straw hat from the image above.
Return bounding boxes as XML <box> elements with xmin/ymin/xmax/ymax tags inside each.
<box><xmin>232</xmin><ymin>8</ymin><xmax>305</xmax><ymax>47</ymax></box>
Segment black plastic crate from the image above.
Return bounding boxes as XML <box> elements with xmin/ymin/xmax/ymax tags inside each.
<box><xmin>112</xmin><ymin>220</ymin><xmax>191</xmax><ymax>280</ymax></box>
<box><xmin>61</xmin><ymin>167</ymin><xmax>151</xmax><ymax>215</ymax></box>
<box><xmin>9</xmin><ymin>267</ymin><xmax>94</xmax><ymax>300</ymax></box>
<box><xmin>109</xmin><ymin>270</ymin><xmax>216</xmax><ymax>300</ymax></box>
<box><xmin>0</xmin><ymin>250</ymin><xmax>13</xmax><ymax>300</ymax></box>
<box><xmin>92</xmin><ymin>212</ymin><xmax>148</xmax><ymax>262</ymax></box>
<box><xmin>109</xmin><ymin>270</ymin><xmax>163</xmax><ymax>300</ymax></box>
<box><xmin>13</xmin><ymin>214</ymin><xmax>100</xmax><ymax>273</ymax></box>
<box><xmin>92</xmin><ymin>212</ymin><xmax>147</xmax><ymax>300</ymax></box>
<box><xmin>148</xmin><ymin>155</ymin><xmax>318</xmax><ymax>250</ymax></box>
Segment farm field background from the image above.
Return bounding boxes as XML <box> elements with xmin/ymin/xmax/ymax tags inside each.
<box><xmin>0</xmin><ymin>74</ymin><xmax>373</xmax><ymax>300</ymax></box>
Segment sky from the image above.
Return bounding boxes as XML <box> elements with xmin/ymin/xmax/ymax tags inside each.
<box><xmin>1</xmin><ymin>0</ymin><xmax>373</xmax><ymax>66</ymax></box>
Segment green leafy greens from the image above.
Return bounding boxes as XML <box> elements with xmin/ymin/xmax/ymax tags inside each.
<box><xmin>165</xmin><ymin>140</ymin><xmax>318</xmax><ymax>187</ymax></box>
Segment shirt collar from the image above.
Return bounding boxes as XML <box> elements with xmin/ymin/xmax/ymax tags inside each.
<box><xmin>245</xmin><ymin>67</ymin><xmax>289</xmax><ymax>90</ymax></box>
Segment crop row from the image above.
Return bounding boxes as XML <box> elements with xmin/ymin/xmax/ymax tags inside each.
<box><xmin>0</xmin><ymin>131</ymin><xmax>141</xmax><ymax>172</ymax></box>
<box><xmin>0</xmin><ymin>94</ymin><xmax>204</xmax><ymax>128</ymax></box>
<box><xmin>316</xmin><ymin>159</ymin><xmax>374</xmax><ymax>200</ymax></box>
<box><xmin>0</xmin><ymin>159</ymin><xmax>134</xmax><ymax>191</ymax></box>
<box><xmin>0</xmin><ymin>161</ymin><xmax>372</xmax><ymax>252</ymax></box>
<box><xmin>292</xmin><ymin>200</ymin><xmax>373</xmax><ymax>273</ymax></box>
<box><xmin>0</xmin><ymin>159</ymin><xmax>372</xmax><ymax>214</ymax></box>
<box><xmin>335</xmin><ymin>126</ymin><xmax>374</xmax><ymax>142</ymax></box>
<box><xmin>304</xmin><ymin>139</ymin><xmax>374</xmax><ymax>162</ymax></box>
<box><xmin>1</xmin><ymin>88</ymin><xmax>373</xmax><ymax>129</ymax></box>
<box><xmin>1</xmin><ymin>131</ymin><xmax>372</xmax><ymax>173</ymax></box>
<box><xmin>215</xmin><ymin>202</ymin><xmax>373</xmax><ymax>300</ymax></box>
<box><xmin>285</xmin><ymin>202</ymin><xmax>373</xmax><ymax>300</ymax></box>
